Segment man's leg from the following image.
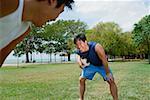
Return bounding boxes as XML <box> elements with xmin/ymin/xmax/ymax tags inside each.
<box><xmin>107</xmin><ymin>79</ymin><xmax>118</xmax><ymax>100</ymax></box>
<box><xmin>79</xmin><ymin>77</ymin><xmax>86</xmax><ymax>100</ymax></box>
<box><xmin>96</xmin><ymin>66</ymin><xmax>118</xmax><ymax>100</ymax></box>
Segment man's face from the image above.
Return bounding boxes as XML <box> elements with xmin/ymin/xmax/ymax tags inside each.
<box><xmin>35</xmin><ymin>0</ymin><xmax>65</xmax><ymax>26</ymax></box>
<box><xmin>48</xmin><ymin>2</ymin><xmax>65</xmax><ymax>21</ymax></box>
<box><xmin>76</xmin><ymin>40</ymin><xmax>89</xmax><ymax>53</ymax></box>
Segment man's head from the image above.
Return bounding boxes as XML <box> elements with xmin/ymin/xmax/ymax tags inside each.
<box><xmin>74</xmin><ymin>34</ymin><xmax>89</xmax><ymax>53</ymax></box>
<box><xmin>31</xmin><ymin>0</ymin><xmax>74</xmax><ymax>26</ymax></box>
<box><xmin>38</xmin><ymin>0</ymin><xmax>74</xmax><ymax>9</ymax></box>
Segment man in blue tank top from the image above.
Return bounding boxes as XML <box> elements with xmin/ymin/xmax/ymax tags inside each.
<box><xmin>74</xmin><ymin>34</ymin><xmax>118</xmax><ymax>100</ymax></box>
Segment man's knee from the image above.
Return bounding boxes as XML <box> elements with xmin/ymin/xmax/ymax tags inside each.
<box><xmin>107</xmin><ymin>79</ymin><xmax>115</xmax><ymax>85</ymax></box>
<box><xmin>79</xmin><ymin>77</ymin><xmax>86</xmax><ymax>84</ymax></box>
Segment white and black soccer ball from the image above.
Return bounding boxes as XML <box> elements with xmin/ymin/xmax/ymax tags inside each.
<box><xmin>80</xmin><ymin>58</ymin><xmax>90</xmax><ymax>68</ymax></box>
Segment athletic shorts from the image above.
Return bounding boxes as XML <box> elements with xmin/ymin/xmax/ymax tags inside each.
<box><xmin>80</xmin><ymin>64</ymin><xmax>113</xmax><ymax>81</ymax></box>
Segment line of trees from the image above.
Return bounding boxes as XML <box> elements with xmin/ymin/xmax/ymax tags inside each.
<box><xmin>87</xmin><ymin>22</ymin><xmax>137</xmax><ymax>58</ymax></box>
<box><xmin>13</xmin><ymin>20</ymin><xmax>87</xmax><ymax>63</ymax></box>
<box><xmin>86</xmin><ymin>15</ymin><xmax>150</xmax><ymax>63</ymax></box>
<box><xmin>13</xmin><ymin>15</ymin><xmax>150</xmax><ymax>64</ymax></box>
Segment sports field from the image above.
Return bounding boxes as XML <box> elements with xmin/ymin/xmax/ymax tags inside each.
<box><xmin>0</xmin><ymin>61</ymin><xmax>150</xmax><ymax>100</ymax></box>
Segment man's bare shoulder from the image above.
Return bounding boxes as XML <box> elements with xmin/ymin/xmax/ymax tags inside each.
<box><xmin>0</xmin><ymin>0</ymin><xmax>19</xmax><ymax>18</ymax></box>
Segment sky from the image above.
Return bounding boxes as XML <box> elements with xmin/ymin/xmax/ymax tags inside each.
<box><xmin>58</xmin><ymin>0</ymin><xmax>150</xmax><ymax>32</ymax></box>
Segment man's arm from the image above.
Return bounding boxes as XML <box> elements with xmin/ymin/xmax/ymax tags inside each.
<box><xmin>0</xmin><ymin>28</ymin><xmax>30</xmax><ymax>67</ymax></box>
<box><xmin>95</xmin><ymin>43</ymin><xmax>110</xmax><ymax>74</ymax></box>
<box><xmin>0</xmin><ymin>0</ymin><xmax>19</xmax><ymax>18</ymax></box>
<box><xmin>76</xmin><ymin>55</ymin><xmax>83</xmax><ymax>69</ymax></box>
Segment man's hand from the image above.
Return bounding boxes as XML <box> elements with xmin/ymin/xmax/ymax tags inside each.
<box><xmin>79</xmin><ymin>64</ymin><xmax>87</xmax><ymax>69</ymax></box>
<box><xmin>106</xmin><ymin>73</ymin><xmax>113</xmax><ymax>82</ymax></box>
<box><xmin>77</xmin><ymin>55</ymin><xmax>90</xmax><ymax>69</ymax></box>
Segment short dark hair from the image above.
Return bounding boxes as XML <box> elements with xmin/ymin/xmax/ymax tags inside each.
<box><xmin>74</xmin><ymin>34</ymin><xmax>87</xmax><ymax>44</ymax></box>
<box><xmin>48</xmin><ymin>0</ymin><xmax>74</xmax><ymax>9</ymax></box>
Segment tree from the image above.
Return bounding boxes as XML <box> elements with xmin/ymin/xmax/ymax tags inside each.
<box><xmin>44</xmin><ymin>42</ymin><xmax>55</xmax><ymax>63</ymax></box>
<box><xmin>13</xmin><ymin>20</ymin><xmax>87</xmax><ymax>63</ymax></box>
<box><xmin>132</xmin><ymin>15</ymin><xmax>150</xmax><ymax>64</ymax></box>
<box><xmin>13</xmin><ymin>34</ymin><xmax>35</xmax><ymax>63</ymax></box>
<box><xmin>62</xmin><ymin>20</ymin><xmax>87</xmax><ymax>61</ymax></box>
<box><xmin>118</xmin><ymin>32</ymin><xmax>136</xmax><ymax>59</ymax></box>
<box><xmin>87</xmin><ymin>22</ymin><xmax>122</xmax><ymax>57</ymax></box>
<box><xmin>13</xmin><ymin>25</ymin><xmax>43</xmax><ymax>63</ymax></box>
<box><xmin>44</xmin><ymin>20</ymin><xmax>87</xmax><ymax>61</ymax></box>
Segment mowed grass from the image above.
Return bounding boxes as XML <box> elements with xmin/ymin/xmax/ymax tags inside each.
<box><xmin>0</xmin><ymin>61</ymin><xmax>150</xmax><ymax>100</ymax></box>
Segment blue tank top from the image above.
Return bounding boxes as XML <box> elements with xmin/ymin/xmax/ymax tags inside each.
<box><xmin>76</xmin><ymin>42</ymin><xmax>103</xmax><ymax>66</ymax></box>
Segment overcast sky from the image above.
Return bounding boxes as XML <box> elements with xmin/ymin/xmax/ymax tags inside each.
<box><xmin>58</xmin><ymin>0</ymin><xmax>150</xmax><ymax>32</ymax></box>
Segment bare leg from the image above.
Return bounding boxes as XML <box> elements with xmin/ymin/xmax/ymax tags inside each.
<box><xmin>107</xmin><ymin>79</ymin><xmax>118</xmax><ymax>100</ymax></box>
<box><xmin>79</xmin><ymin>77</ymin><xmax>86</xmax><ymax>100</ymax></box>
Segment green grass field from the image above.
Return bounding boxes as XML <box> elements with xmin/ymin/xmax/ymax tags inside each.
<box><xmin>0</xmin><ymin>61</ymin><xmax>150</xmax><ymax>100</ymax></box>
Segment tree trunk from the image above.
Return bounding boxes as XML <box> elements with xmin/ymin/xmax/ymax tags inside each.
<box><xmin>67</xmin><ymin>53</ymin><xmax>71</xmax><ymax>61</ymax></box>
<box><xmin>122</xmin><ymin>55</ymin><xmax>125</xmax><ymax>61</ymax></box>
<box><xmin>26</xmin><ymin>52</ymin><xmax>29</xmax><ymax>63</ymax></box>
<box><xmin>147</xmin><ymin>42</ymin><xmax>150</xmax><ymax>64</ymax></box>
<box><xmin>50</xmin><ymin>53</ymin><xmax>52</xmax><ymax>62</ymax></box>
<box><xmin>148</xmin><ymin>54</ymin><xmax>150</xmax><ymax>64</ymax></box>
<box><xmin>40</xmin><ymin>54</ymin><xmax>42</xmax><ymax>64</ymax></box>
<box><xmin>48</xmin><ymin>54</ymin><xmax>50</xmax><ymax>63</ymax></box>
<box><xmin>55</xmin><ymin>54</ymin><xmax>56</xmax><ymax>62</ymax></box>
<box><xmin>147</xmin><ymin>41</ymin><xmax>150</xmax><ymax>64</ymax></box>
<box><xmin>17</xmin><ymin>57</ymin><xmax>19</xmax><ymax>68</ymax></box>
<box><xmin>30</xmin><ymin>53</ymin><xmax>32</xmax><ymax>62</ymax></box>
<box><xmin>61</xmin><ymin>56</ymin><xmax>62</xmax><ymax>63</ymax></box>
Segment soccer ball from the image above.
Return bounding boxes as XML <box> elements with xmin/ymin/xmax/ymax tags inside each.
<box><xmin>80</xmin><ymin>58</ymin><xmax>90</xmax><ymax>68</ymax></box>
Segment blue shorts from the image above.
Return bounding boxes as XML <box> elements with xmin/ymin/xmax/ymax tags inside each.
<box><xmin>80</xmin><ymin>64</ymin><xmax>113</xmax><ymax>81</ymax></box>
